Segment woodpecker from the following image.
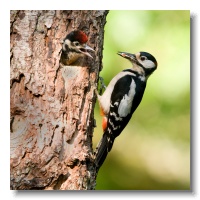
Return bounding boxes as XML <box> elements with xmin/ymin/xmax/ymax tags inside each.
<box><xmin>94</xmin><ymin>51</ymin><xmax>157</xmax><ymax>170</ymax></box>
<box><xmin>60</xmin><ymin>30</ymin><xmax>94</xmax><ymax>65</ymax></box>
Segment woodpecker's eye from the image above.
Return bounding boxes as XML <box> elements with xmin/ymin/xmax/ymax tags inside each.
<box><xmin>140</xmin><ymin>56</ymin><xmax>147</xmax><ymax>61</ymax></box>
<box><xmin>74</xmin><ymin>41</ymin><xmax>80</xmax><ymax>46</ymax></box>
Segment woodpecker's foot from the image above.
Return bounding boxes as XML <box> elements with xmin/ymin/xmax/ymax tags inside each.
<box><xmin>99</xmin><ymin>76</ymin><xmax>107</xmax><ymax>95</ymax></box>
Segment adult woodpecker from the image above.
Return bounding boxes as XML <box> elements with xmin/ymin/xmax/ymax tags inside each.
<box><xmin>60</xmin><ymin>30</ymin><xmax>94</xmax><ymax>65</ymax></box>
<box><xmin>94</xmin><ymin>51</ymin><xmax>157</xmax><ymax>170</ymax></box>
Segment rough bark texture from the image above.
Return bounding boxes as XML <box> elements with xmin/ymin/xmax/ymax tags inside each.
<box><xmin>10</xmin><ymin>10</ymin><xmax>108</xmax><ymax>190</ymax></box>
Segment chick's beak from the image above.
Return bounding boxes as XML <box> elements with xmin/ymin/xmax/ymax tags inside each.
<box><xmin>117</xmin><ymin>52</ymin><xmax>136</xmax><ymax>62</ymax></box>
<box><xmin>80</xmin><ymin>44</ymin><xmax>95</xmax><ymax>58</ymax></box>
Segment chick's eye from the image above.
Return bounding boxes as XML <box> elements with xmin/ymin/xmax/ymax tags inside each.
<box><xmin>74</xmin><ymin>41</ymin><xmax>80</xmax><ymax>46</ymax></box>
<box><xmin>141</xmin><ymin>56</ymin><xmax>147</xmax><ymax>61</ymax></box>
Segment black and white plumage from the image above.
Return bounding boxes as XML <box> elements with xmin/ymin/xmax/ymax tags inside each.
<box><xmin>94</xmin><ymin>51</ymin><xmax>157</xmax><ymax>170</ymax></box>
<box><xmin>60</xmin><ymin>30</ymin><xmax>94</xmax><ymax>66</ymax></box>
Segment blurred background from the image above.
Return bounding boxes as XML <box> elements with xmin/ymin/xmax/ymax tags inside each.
<box><xmin>93</xmin><ymin>10</ymin><xmax>190</xmax><ymax>190</ymax></box>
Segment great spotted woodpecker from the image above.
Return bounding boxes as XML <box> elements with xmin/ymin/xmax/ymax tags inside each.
<box><xmin>94</xmin><ymin>51</ymin><xmax>157</xmax><ymax>170</ymax></box>
<box><xmin>60</xmin><ymin>30</ymin><xmax>94</xmax><ymax>65</ymax></box>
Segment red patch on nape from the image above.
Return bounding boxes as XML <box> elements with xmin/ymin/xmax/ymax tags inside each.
<box><xmin>74</xmin><ymin>30</ymin><xmax>88</xmax><ymax>44</ymax></box>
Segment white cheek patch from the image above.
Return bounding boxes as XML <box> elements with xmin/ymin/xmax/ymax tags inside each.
<box><xmin>118</xmin><ymin>79</ymin><xmax>136</xmax><ymax>117</ymax></box>
<box><xmin>143</xmin><ymin>60</ymin><xmax>155</xmax><ymax>69</ymax></box>
<box><xmin>63</xmin><ymin>39</ymin><xmax>72</xmax><ymax>51</ymax></box>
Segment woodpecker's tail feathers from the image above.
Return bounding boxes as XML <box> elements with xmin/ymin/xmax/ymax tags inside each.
<box><xmin>94</xmin><ymin>134</ymin><xmax>108</xmax><ymax>170</ymax></box>
<box><xmin>94</xmin><ymin>131</ymin><xmax>114</xmax><ymax>170</ymax></box>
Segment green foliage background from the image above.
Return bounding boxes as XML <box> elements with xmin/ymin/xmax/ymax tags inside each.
<box><xmin>93</xmin><ymin>10</ymin><xmax>190</xmax><ymax>190</ymax></box>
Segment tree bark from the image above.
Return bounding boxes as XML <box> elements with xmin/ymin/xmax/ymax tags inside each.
<box><xmin>10</xmin><ymin>10</ymin><xmax>108</xmax><ymax>190</ymax></box>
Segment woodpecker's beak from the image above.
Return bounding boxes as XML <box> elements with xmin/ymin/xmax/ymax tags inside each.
<box><xmin>80</xmin><ymin>44</ymin><xmax>95</xmax><ymax>58</ymax></box>
<box><xmin>117</xmin><ymin>52</ymin><xmax>136</xmax><ymax>62</ymax></box>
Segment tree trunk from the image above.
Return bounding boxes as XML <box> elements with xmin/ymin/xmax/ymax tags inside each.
<box><xmin>10</xmin><ymin>10</ymin><xmax>108</xmax><ymax>190</ymax></box>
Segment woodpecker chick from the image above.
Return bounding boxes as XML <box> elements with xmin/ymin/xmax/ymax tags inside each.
<box><xmin>94</xmin><ymin>51</ymin><xmax>157</xmax><ymax>170</ymax></box>
<box><xmin>60</xmin><ymin>30</ymin><xmax>94</xmax><ymax>65</ymax></box>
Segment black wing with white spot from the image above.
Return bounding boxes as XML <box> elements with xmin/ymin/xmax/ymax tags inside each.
<box><xmin>95</xmin><ymin>74</ymin><xmax>146</xmax><ymax>169</ymax></box>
